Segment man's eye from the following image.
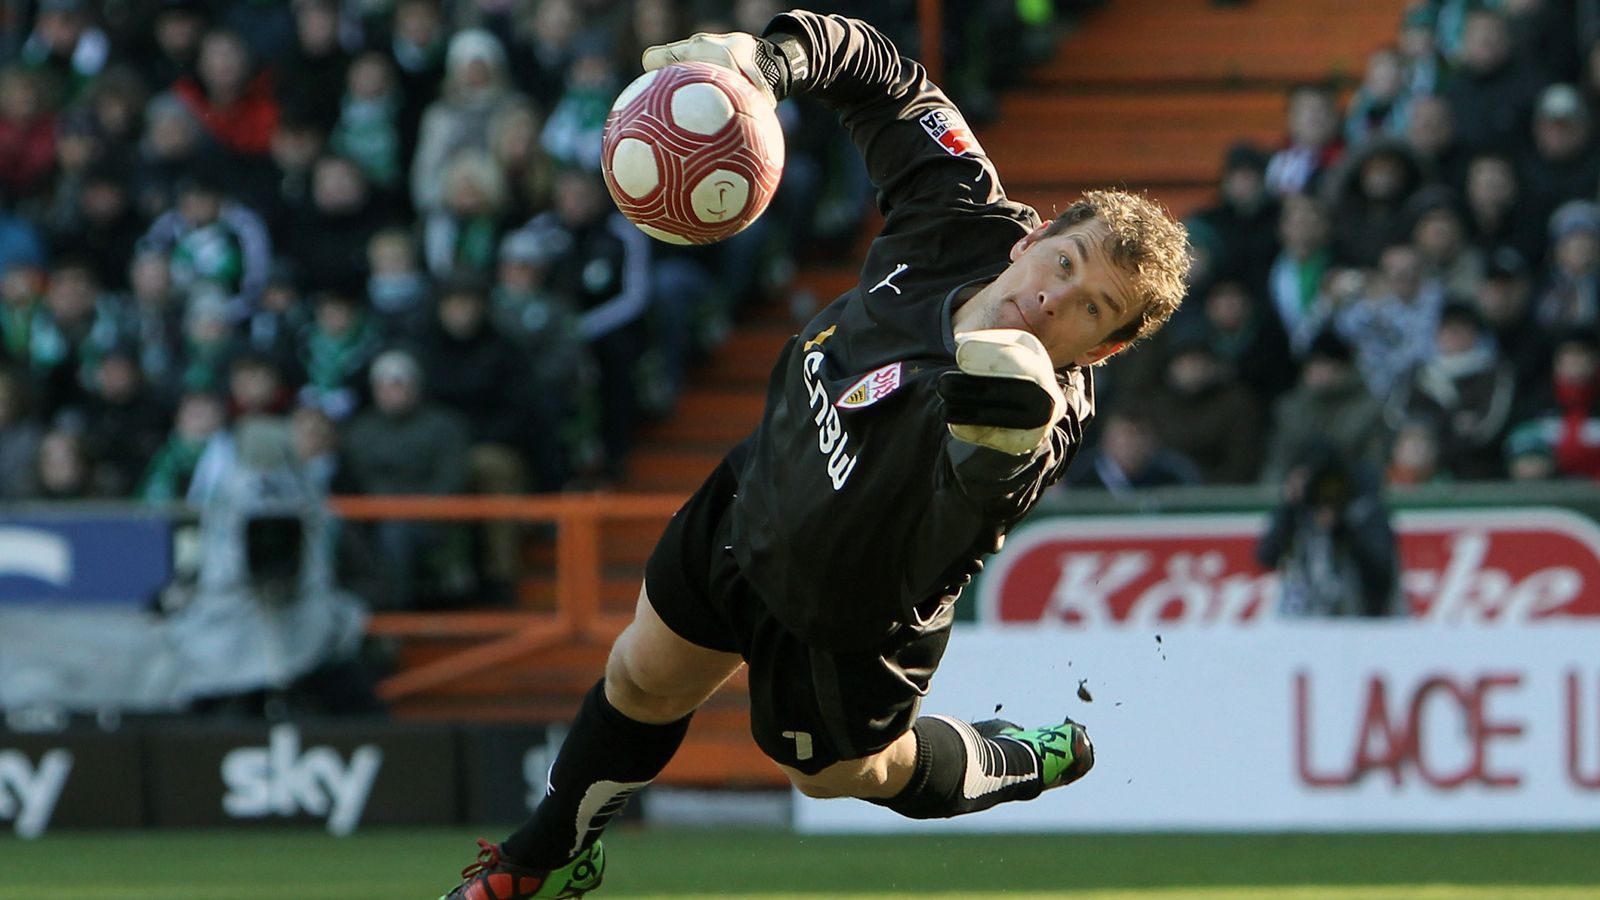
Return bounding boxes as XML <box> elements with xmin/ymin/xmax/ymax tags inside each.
<box><xmin>1086</xmin><ymin>300</ymin><xmax>1100</xmax><ymax>318</ymax></box>
<box><xmin>1059</xmin><ymin>254</ymin><xmax>1072</xmax><ymax>272</ymax></box>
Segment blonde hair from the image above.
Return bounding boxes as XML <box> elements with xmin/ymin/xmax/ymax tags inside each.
<box><xmin>1044</xmin><ymin>189</ymin><xmax>1191</xmax><ymax>346</ymax></box>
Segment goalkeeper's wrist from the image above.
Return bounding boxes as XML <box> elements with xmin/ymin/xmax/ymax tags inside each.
<box><xmin>755</xmin><ymin>32</ymin><xmax>808</xmax><ymax>101</ymax></box>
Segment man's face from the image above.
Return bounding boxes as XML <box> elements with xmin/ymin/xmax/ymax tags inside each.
<box><xmin>1406</xmin><ymin>97</ymin><xmax>1452</xmax><ymax>156</ymax></box>
<box><xmin>1535</xmin><ymin>113</ymin><xmax>1589</xmax><ymax>160</ymax></box>
<box><xmin>1460</xmin><ymin>14</ymin><xmax>1510</xmax><ymax>72</ymax></box>
<box><xmin>955</xmin><ymin>218</ymin><xmax>1143</xmax><ymax>368</ymax></box>
<box><xmin>1467</xmin><ymin>157</ymin><xmax>1516</xmax><ymax>210</ymax></box>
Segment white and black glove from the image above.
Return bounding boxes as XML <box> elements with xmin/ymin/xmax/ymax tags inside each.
<box><xmin>938</xmin><ymin>329</ymin><xmax>1066</xmax><ymax>456</ymax></box>
<box><xmin>640</xmin><ymin>31</ymin><xmax>807</xmax><ymax>105</ymax></box>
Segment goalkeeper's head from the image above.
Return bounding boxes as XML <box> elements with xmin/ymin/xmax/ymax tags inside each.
<box><xmin>952</xmin><ymin>189</ymin><xmax>1191</xmax><ymax>370</ymax></box>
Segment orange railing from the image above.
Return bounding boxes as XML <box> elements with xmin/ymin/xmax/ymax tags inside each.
<box><xmin>918</xmin><ymin>0</ymin><xmax>943</xmax><ymax>85</ymax></box>
<box><xmin>329</xmin><ymin>493</ymin><xmax>683</xmax><ymax>702</ymax></box>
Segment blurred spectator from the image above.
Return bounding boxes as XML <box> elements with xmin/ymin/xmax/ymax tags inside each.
<box><xmin>122</xmin><ymin>242</ymin><xmax>187</xmax><ymax>394</ymax></box>
<box><xmin>1186</xmin><ymin>278</ymin><xmax>1297</xmax><ymax>413</ymax></box>
<box><xmin>541</xmin><ymin>35</ymin><xmax>616</xmax><ymax>171</ymax></box>
<box><xmin>1324</xmin><ymin>139</ymin><xmax>1425</xmax><ymax>268</ymax></box>
<box><xmin>1344</xmin><ymin>46</ymin><xmax>1413</xmax><ymax>146</ymax></box>
<box><xmin>1477</xmin><ymin>247</ymin><xmax>1551</xmax><ymax>391</ymax></box>
<box><xmin>1441</xmin><ymin>9</ymin><xmax>1543</xmax><ymax>154</ymax></box>
<box><xmin>79</xmin><ymin>347</ymin><xmax>170</xmax><ymax>496</ymax></box>
<box><xmin>1502</xmin><ymin>0</ymin><xmax>1580</xmax><ymax>84</ymax></box>
<box><xmin>1536</xmin><ymin>200</ymin><xmax>1600</xmax><ymax>328</ymax></box>
<box><xmin>0</xmin><ymin>263</ymin><xmax>46</xmax><ymax>368</ymax></box>
<box><xmin>1265</xmin><ymin>83</ymin><xmax>1344</xmax><ymax>197</ymax></box>
<box><xmin>131</xmin><ymin>92</ymin><xmax>204</xmax><ymax>218</ymax></box>
<box><xmin>138</xmin><ymin>389</ymin><xmax>226</xmax><ymax>502</ymax></box>
<box><xmin>18</xmin><ymin>0</ymin><xmax>107</xmax><ymax>103</ymax></box>
<box><xmin>226</xmin><ymin>353</ymin><xmax>293</xmax><ymax>420</ymax></box>
<box><xmin>296</xmin><ymin>290</ymin><xmax>382</xmax><ymax>421</ymax></box>
<box><xmin>289</xmin><ymin>403</ymin><xmax>354</xmax><ymax>496</ymax></box>
<box><xmin>342</xmin><ymin>349</ymin><xmax>470</xmax><ymax>607</ymax></box>
<box><xmin>1521</xmin><ymin>83</ymin><xmax>1600</xmax><ymax>238</ymax></box>
<box><xmin>366</xmin><ymin>227</ymin><xmax>432</xmax><ymax>335</ymax></box>
<box><xmin>32</xmin><ymin>426</ymin><xmax>99</xmax><ymax>500</ymax></box>
<box><xmin>385</xmin><ymin>0</ymin><xmax>449</xmax><ymax>164</ymax></box>
<box><xmin>1262</xmin><ymin>329</ymin><xmax>1390</xmax><ymax>482</ymax></box>
<box><xmin>176</xmin><ymin>285</ymin><xmax>239</xmax><ymax>395</ymax></box>
<box><xmin>173</xmin><ymin>28</ymin><xmax>280</xmax><ymax>158</ymax></box>
<box><xmin>1329</xmin><ymin>242</ymin><xmax>1445</xmax><ymax>398</ymax></box>
<box><xmin>488</xmin><ymin>101</ymin><xmax>555</xmax><ymax>222</ymax></box>
<box><xmin>1387</xmin><ymin>301</ymin><xmax>1515</xmax><ymax>480</ymax></box>
<box><xmin>492</xmin><ymin>228</ymin><xmax>588</xmax><ymax>488</ymax></box>
<box><xmin>278</xmin><ymin>0</ymin><xmax>352</xmax><ymax>134</ymax></box>
<box><xmin>1387</xmin><ymin>419</ymin><xmax>1447</xmax><ymax>486</ymax></box>
<box><xmin>1463</xmin><ymin>151</ymin><xmax>1544</xmax><ymax>266</ymax></box>
<box><xmin>244</xmin><ymin>262</ymin><xmax>310</xmax><ymax>382</ymax></box>
<box><xmin>1190</xmin><ymin>142</ymin><xmax>1280</xmax><ymax>298</ymax></box>
<box><xmin>1064</xmin><ymin>408</ymin><xmax>1203</xmax><ymax>492</ymax></box>
<box><xmin>522</xmin><ymin>167</ymin><xmax>652</xmax><ymax>475</ymax></box>
<box><xmin>508</xmin><ymin>0</ymin><xmax>582</xmax><ymax>111</ymax></box>
<box><xmin>422</xmin><ymin>150</ymin><xmax>509</xmax><ymax>276</ymax></box>
<box><xmin>254</xmin><ymin>112</ymin><xmax>325</xmax><ymax>236</ymax></box>
<box><xmin>0</xmin><ymin>196</ymin><xmax>46</xmax><ymax>278</ymax></box>
<box><xmin>330</xmin><ymin>51</ymin><xmax>407</xmax><ymax>196</ymax></box>
<box><xmin>138</xmin><ymin>0</ymin><xmax>209</xmax><ymax>93</ymax></box>
<box><xmin>1144</xmin><ymin>336</ymin><xmax>1264</xmax><ymax>484</ymax></box>
<box><xmin>1269</xmin><ymin>192</ymin><xmax>1334</xmax><ymax>354</ymax></box>
<box><xmin>414</xmin><ymin>275</ymin><xmax>532</xmax><ymax>590</ymax></box>
<box><xmin>142</xmin><ymin>163</ymin><xmax>273</xmax><ymax>318</ymax></box>
<box><xmin>29</xmin><ymin>257</ymin><xmax>123</xmax><ymax>418</ymax></box>
<box><xmin>1405</xmin><ymin>186</ymin><xmax>1484</xmax><ymax>300</ymax></box>
<box><xmin>47</xmin><ymin>156</ymin><xmax>145</xmax><ymax>291</ymax></box>
<box><xmin>0</xmin><ymin>66</ymin><xmax>59</xmax><ymax>204</ymax></box>
<box><xmin>0</xmin><ymin>367</ymin><xmax>43</xmax><ymax>500</ymax></box>
<box><xmin>1398</xmin><ymin>4</ymin><xmax>1446</xmax><ymax>96</ymax></box>
<box><xmin>1503</xmin><ymin>330</ymin><xmax>1600</xmax><ymax>480</ymax></box>
<box><xmin>41</xmin><ymin>108</ymin><xmax>105</xmax><ymax>238</ymax></box>
<box><xmin>1402</xmin><ymin>93</ymin><xmax>1471</xmax><ymax>193</ymax></box>
<box><xmin>283</xmin><ymin>155</ymin><xmax>388</xmax><ymax>292</ymax></box>
<box><xmin>1258</xmin><ymin>439</ymin><xmax>1399</xmax><ymax>617</ymax></box>
<box><xmin>410</xmin><ymin>27</ymin><xmax>526</xmax><ymax>213</ymax></box>
<box><xmin>84</xmin><ymin>65</ymin><xmax>150</xmax><ymax>152</ymax></box>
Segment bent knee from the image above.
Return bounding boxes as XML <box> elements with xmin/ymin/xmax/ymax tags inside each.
<box><xmin>603</xmin><ymin>651</ymin><xmax>699</xmax><ymax>723</ymax></box>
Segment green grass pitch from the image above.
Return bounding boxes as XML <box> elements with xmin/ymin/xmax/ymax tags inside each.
<box><xmin>2</xmin><ymin>828</ymin><xmax>1598</xmax><ymax>899</ymax></box>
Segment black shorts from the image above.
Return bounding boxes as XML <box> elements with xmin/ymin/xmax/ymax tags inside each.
<box><xmin>645</xmin><ymin>447</ymin><xmax>954</xmax><ymax>776</ymax></box>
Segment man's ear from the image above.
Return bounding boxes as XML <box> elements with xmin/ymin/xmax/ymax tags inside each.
<box><xmin>1074</xmin><ymin>339</ymin><xmax>1127</xmax><ymax>368</ymax></box>
<box><xmin>1010</xmin><ymin>222</ymin><xmax>1054</xmax><ymax>262</ymax></box>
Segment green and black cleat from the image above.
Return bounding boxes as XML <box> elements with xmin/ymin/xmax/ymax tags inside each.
<box><xmin>439</xmin><ymin>839</ymin><xmax>605</xmax><ymax>900</ymax></box>
<box><xmin>974</xmin><ymin>718</ymin><xmax>1095</xmax><ymax>789</ymax></box>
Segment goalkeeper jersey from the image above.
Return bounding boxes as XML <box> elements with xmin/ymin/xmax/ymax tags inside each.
<box><xmin>725</xmin><ymin>11</ymin><xmax>1095</xmax><ymax>653</ymax></box>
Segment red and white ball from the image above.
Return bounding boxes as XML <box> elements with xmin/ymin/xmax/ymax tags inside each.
<box><xmin>601</xmin><ymin>61</ymin><xmax>785</xmax><ymax>245</ymax></box>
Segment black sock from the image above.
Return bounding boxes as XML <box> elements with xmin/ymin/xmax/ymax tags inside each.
<box><xmin>502</xmin><ymin>679</ymin><xmax>691</xmax><ymax>868</ymax></box>
<box><xmin>871</xmin><ymin>716</ymin><xmax>1043</xmax><ymax>819</ymax></box>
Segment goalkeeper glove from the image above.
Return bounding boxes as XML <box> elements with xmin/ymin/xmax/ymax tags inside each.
<box><xmin>641</xmin><ymin>31</ymin><xmax>807</xmax><ymax>105</ymax></box>
<box><xmin>938</xmin><ymin>329</ymin><xmax>1066</xmax><ymax>456</ymax></box>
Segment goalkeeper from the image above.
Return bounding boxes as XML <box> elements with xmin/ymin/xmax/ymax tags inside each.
<box><xmin>442</xmin><ymin>9</ymin><xmax>1190</xmax><ymax>899</ymax></box>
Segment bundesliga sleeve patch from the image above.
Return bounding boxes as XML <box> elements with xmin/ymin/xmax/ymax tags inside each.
<box><xmin>919</xmin><ymin>109</ymin><xmax>975</xmax><ymax>157</ymax></box>
<box><xmin>836</xmin><ymin>362</ymin><xmax>904</xmax><ymax>409</ymax></box>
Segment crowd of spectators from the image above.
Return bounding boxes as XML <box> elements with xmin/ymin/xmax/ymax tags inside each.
<box><xmin>0</xmin><ymin>0</ymin><xmax>1062</xmax><ymax>606</ymax></box>
<box><xmin>1072</xmin><ymin>0</ymin><xmax>1600</xmax><ymax>498</ymax></box>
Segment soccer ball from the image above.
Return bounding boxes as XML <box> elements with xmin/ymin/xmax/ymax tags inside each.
<box><xmin>601</xmin><ymin>61</ymin><xmax>785</xmax><ymax>245</ymax></box>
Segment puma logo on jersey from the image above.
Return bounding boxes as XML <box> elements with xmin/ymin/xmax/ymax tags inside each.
<box><xmin>869</xmin><ymin>263</ymin><xmax>909</xmax><ymax>295</ymax></box>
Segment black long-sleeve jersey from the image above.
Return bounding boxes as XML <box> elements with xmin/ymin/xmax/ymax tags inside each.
<box><xmin>727</xmin><ymin>11</ymin><xmax>1095</xmax><ymax>653</ymax></box>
